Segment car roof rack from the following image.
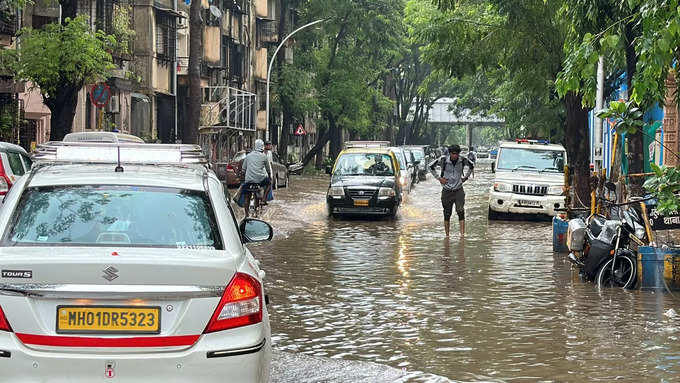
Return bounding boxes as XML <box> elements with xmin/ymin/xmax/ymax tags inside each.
<box><xmin>32</xmin><ymin>142</ymin><xmax>208</xmax><ymax>165</ymax></box>
<box><xmin>63</xmin><ymin>131</ymin><xmax>146</xmax><ymax>144</ymax></box>
<box><xmin>345</xmin><ymin>141</ymin><xmax>390</xmax><ymax>149</ymax></box>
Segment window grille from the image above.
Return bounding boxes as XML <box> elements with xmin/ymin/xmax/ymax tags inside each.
<box><xmin>155</xmin><ymin>10</ymin><xmax>177</xmax><ymax>63</ymax></box>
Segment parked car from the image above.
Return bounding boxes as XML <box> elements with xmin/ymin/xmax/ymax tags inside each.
<box><xmin>229</xmin><ymin>150</ymin><xmax>289</xmax><ymax>189</ymax></box>
<box><xmin>0</xmin><ymin>141</ymin><xmax>274</xmax><ymax>382</ymax></box>
<box><xmin>488</xmin><ymin>139</ymin><xmax>567</xmax><ymax>219</ymax></box>
<box><xmin>0</xmin><ymin>142</ymin><xmax>32</xmax><ymax>196</ymax></box>
<box><xmin>389</xmin><ymin>147</ymin><xmax>413</xmax><ymax>194</ymax></box>
<box><xmin>403</xmin><ymin>148</ymin><xmax>420</xmax><ymax>185</ymax></box>
<box><xmin>403</xmin><ymin>146</ymin><xmax>428</xmax><ymax>181</ymax></box>
<box><xmin>326</xmin><ymin>143</ymin><xmax>403</xmax><ymax>218</ymax></box>
<box><xmin>63</xmin><ymin>131</ymin><xmax>145</xmax><ymax>143</ymax></box>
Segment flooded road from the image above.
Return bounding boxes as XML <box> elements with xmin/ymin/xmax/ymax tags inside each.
<box><xmin>251</xmin><ymin>166</ymin><xmax>680</xmax><ymax>382</ymax></box>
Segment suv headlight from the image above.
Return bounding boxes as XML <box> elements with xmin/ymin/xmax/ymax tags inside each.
<box><xmin>328</xmin><ymin>186</ymin><xmax>345</xmax><ymax>197</ymax></box>
<box><xmin>494</xmin><ymin>182</ymin><xmax>512</xmax><ymax>193</ymax></box>
<box><xmin>548</xmin><ymin>186</ymin><xmax>564</xmax><ymax>196</ymax></box>
<box><xmin>378</xmin><ymin>187</ymin><xmax>396</xmax><ymax>198</ymax></box>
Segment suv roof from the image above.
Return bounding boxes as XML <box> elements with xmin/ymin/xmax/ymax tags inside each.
<box><xmin>499</xmin><ymin>140</ymin><xmax>565</xmax><ymax>151</ymax></box>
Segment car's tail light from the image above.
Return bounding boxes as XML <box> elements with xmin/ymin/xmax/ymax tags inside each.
<box><xmin>0</xmin><ymin>305</ymin><xmax>12</xmax><ymax>332</ymax></box>
<box><xmin>0</xmin><ymin>160</ymin><xmax>10</xmax><ymax>196</ymax></box>
<box><xmin>204</xmin><ymin>273</ymin><xmax>262</xmax><ymax>333</ymax></box>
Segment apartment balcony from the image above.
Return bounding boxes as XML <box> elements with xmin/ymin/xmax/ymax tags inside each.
<box><xmin>200</xmin><ymin>86</ymin><xmax>256</xmax><ymax>133</ymax></box>
<box><xmin>257</xmin><ymin>18</ymin><xmax>278</xmax><ymax>45</ymax></box>
<box><xmin>0</xmin><ymin>10</ymin><xmax>17</xmax><ymax>44</ymax></box>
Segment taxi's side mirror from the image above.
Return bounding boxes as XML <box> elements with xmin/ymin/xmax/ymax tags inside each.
<box><xmin>325</xmin><ymin>166</ymin><xmax>332</xmax><ymax>175</ymax></box>
<box><xmin>240</xmin><ymin>218</ymin><xmax>273</xmax><ymax>243</ymax></box>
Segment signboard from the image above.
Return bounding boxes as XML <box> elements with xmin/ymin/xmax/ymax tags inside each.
<box><xmin>294</xmin><ymin>124</ymin><xmax>306</xmax><ymax>136</ymax></box>
<box><xmin>90</xmin><ymin>83</ymin><xmax>111</xmax><ymax>108</ymax></box>
<box><xmin>647</xmin><ymin>205</ymin><xmax>680</xmax><ymax>231</ymax></box>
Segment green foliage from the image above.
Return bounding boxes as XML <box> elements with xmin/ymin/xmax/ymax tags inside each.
<box><xmin>11</xmin><ymin>16</ymin><xmax>115</xmax><ymax>100</ymax></box>
<box><xmin>644</xmin><ymin>164</ymin><xmax>680</xmax><ymax>215</ymax></box>
<box><xmin>596</xmin><ymin>99</ymin><xmax>644</xmax><ymax>135</ymax></box>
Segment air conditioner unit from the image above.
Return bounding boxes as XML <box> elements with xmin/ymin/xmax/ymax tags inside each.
<box><xmin>107</xmin><ymin>96</ymin><xmax>120</xmax><ymax>113</ymax></box>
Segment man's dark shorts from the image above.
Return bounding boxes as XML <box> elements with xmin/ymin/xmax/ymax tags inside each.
<box><xmin>442</xmin><ymin>188</ymin><xmax>465</xmax><ymax>221</ymax></box>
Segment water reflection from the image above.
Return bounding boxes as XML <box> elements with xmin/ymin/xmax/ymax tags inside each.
<box><xmin>254</xmin><ymin>170</ymin><xmax>680</xmax><ymax>382</ymax></box>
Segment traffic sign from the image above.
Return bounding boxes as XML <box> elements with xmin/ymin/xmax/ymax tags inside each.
<box><xmin>90</xmin><ymin>83</ymin><xmax>111</xmax><ymax>108</ymax></box>
<box><xmin>294</xmin><ymin>124</ymin><xmax>306</xmax><ymax>136</ymax></box>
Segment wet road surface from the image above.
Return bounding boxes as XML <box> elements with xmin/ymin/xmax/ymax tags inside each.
<box><xmin>250</xmin><ymin>165</ymin><xmax>680</xmax><ymax>382</ymax></box>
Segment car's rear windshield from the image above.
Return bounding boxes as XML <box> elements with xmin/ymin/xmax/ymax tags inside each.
<box><xmin>411</xmin><ymin>150</ymin><xmax>424</xmax><ymax>160</ymax></box>
<box><xmin>3</xmin><ymin>185</ymin><xmax>223</xmax><ymax>249</ymax></box>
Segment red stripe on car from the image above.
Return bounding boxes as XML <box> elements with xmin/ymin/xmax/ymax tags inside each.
<box><xmin>16</xmin><ymin>333</ymin><xmax>200</xmax><ymax>347</ymax></box>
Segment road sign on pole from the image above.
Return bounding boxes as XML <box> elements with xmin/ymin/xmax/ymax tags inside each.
<box><xmin>294</xmin><ymin>124</ymin><xmax>306</xmax><ymax>136</ymax></box>
<box><xmin>90</xmin><ymin>83</ymin><xmax>111</xmax><ymax>108</ymax></box>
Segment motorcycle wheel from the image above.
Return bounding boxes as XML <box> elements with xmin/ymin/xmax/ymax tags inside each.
<box><xmin>596</xmin><ymin>255</ymin><xmax>636</xmax><ymax>289</ymax></box>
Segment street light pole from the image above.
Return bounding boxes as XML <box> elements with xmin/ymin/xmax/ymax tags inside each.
<box><xmin>266</xmin><ymin>18</ymin><xmax>326</xmax><ymax>142</ymax></box>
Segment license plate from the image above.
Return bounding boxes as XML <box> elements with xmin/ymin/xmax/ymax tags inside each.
<box><xmin>353</xmin><ymin>199</ymin><xmax>370</xmax><ymax>207</ymax></box>
<box><xmin>518</xmin><ymin>200</ymin><xmax>541</xmax><ymax>207</ymax></box>
<box><xmin>56</xmin><ymin>306</ymin><xmax>161</xmax><ymax>334</ymax></box>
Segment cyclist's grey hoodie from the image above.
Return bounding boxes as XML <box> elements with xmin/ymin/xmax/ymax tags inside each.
<box><xmin>243</xmin><ymin>141</ymin><xmax>271</xmax><ymax>184</ymax></box>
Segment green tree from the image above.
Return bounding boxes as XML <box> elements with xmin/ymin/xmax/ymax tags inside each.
<box><xmin>295</xmin><ymin>0</ymin><xmax>405</xmax><ymax>165</ymax></box>
<box><xmin>417</xmin><ymin>0</ymin><xmax>592</xmax><ymax>202</ymax></box>
<box><xmin>7</xmin><ymin>16</ymin><xmax>114</xmax><ymax>140</ymax></box>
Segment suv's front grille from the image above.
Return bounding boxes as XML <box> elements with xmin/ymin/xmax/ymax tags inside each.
<box><xmin>348</xmin><ymin>189</ymin><xmax>376</xmax><ymax>199</ymax></box>
<box><xmin>513</xmin><ymin>184</ymin><xmax>548</xmax><ymax>196</ymax></box>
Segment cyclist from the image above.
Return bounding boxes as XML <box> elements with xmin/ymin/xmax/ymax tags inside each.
<box><xmin>242</xmin><ymin>139</ymin><xmax>271</xmax><ymax>217</ymax></box>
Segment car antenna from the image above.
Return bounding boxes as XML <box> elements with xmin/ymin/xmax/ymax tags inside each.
<box><xmin>114</xmin><ymin>146</ymin><xmax>124</xmax><ymax>173</ymax></box>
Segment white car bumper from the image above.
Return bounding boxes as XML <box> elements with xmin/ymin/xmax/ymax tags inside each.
<box><xmin>489</xmin><ymin>190</ymin><xmax>566</xmax><ymax>216</ymax></box>
<box><xmin>0</xmin><ymin>328</ymin><xmax>271</xmax><ymax>382</ymax></box>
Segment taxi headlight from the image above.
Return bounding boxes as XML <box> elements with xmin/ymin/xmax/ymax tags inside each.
<box><xmin>548</xmin><ymin>186</ymin><xmax>564</xmax><ymax>196</ymax></box>
<box><xmin>328</xmin><ymin>186</ymin><xmax>345</xmax><ymax>197</ymax></box>
<box><xmin>493</xmin><ymin>182</ymin><xmax>512</xmax><ymax>193</ymax></box>
<box><xmin>378</xmin><ymin>187</ymin><xmax>396</xmax><ymax>198</ymax></box>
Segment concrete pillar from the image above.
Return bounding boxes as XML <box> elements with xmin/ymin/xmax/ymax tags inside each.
<box><xmin>465</xmin><ymin>124</ymin><xmax>472</xmax><ymax>147</ymax></box>
<box><xmin>663</xmin><ymin>72</ymin><xmax>678</xmax><ymax>166</ymax></box>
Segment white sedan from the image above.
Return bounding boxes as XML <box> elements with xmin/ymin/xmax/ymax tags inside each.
<box><xmin>0</xmin><ymin>142</ymin><xmax>273</xmax><ymax>382</ymax></box>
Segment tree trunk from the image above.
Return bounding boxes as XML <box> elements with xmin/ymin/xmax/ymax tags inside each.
<box><xmin>564</xmin><ymin>92</ymin><xmax>591</xmax><ymax>208</ymax></box>
<box><xmin>276</xmin><ymin>0</ymin><xmax>291</xmax><ymax>160</ymax></box>
<box><xmin>302</xmin><ymin>128</ymin><xmax>330</xmax><ymax>167</ymax></box>
<box><xmin>185</xmin><ymin>0</ymin><xmax>202</xmax><ymax>145</ymax></box>
<box><xmin>329</xmin><ymin>115</ymin><xmax>342</xmax><ymax>161</ymax></box>
<box><xmin>46</xmin><ymin>85</ymin><xmax>80</xmax><ymax>141</ymax></box>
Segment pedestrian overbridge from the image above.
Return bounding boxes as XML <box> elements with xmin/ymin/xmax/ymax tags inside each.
<box><xmin>411</xmin><ymin>97</ymin><xmax>505</xmax><ymax>146</ymax></box>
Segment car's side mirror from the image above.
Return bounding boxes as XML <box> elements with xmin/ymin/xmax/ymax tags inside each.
<box><xmin>239</xmin><ymin>218</ymin><xmax>274</xmax><ymax>243</ymax></box>
<box><xmin>491</xmin><ymin>162</ymin><xmax>496</xmax><ymax>173</ymax></box>
<box><xmin>414</xmin><ymin>160</ymin><xmax>420</xmax><ymax>166</ymax></box>
<box><xmin>325</xmin><ymin>166</ymin><xmax>332</xmax><ymax>175</ymax></box>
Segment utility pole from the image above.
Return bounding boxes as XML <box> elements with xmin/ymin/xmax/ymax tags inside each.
<box><xmin>594</xmin><ymin>56</ymin><xmax>605</xmax><ymax>171</ymax></box>
<box><xmin>185</xmin><ymin>0</ymin><xmax>202</xmax><ymax>145</ymax></box>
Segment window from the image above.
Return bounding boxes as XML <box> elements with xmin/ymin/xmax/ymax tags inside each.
<box><xmin>20</xmin><ymin>155</ymin><xmax>32</xmax><ymax>170</ymax></box>
<box><xmin>256</xmin><ymin>81</ymin><xmax>266</xmax><ymax>111</ymax></box>
<box><xmin>155</xmin><ymin>10</ymin><xmax>177</xmax><ymax>63</ymax></box>
<box><xmin>6</xmin><ymin>152</ymin><xmax>25</xmax><ymax>176</ymax></box>
<box><xmin>229</xmin><ymin>42</ymin><xmax>243</xmax><ymax>80</ymax></box>
<box><xmin>221</xmin><ymin>35</ymin><xmax>229</xmax><ymax>68</ymax></box>
<box><xmin>5</xmin><ymin>185</ymin><xmax>223</xmax><ymax>249</ymax></box>
<box><xmin>334</xmin><ymin>153</ymin><xmax>395</xmax><ymax>177</ymax></box>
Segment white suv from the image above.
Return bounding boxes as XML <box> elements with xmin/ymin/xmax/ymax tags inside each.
<box><xmin>488</xmin><ymin>140</ymin><xmax>567</xmax><ymax>219</ymax></box>
<box><xmin>0</xmin><ymin>142</ymin><xmax>273</xmax><ymax>382</ymax></box>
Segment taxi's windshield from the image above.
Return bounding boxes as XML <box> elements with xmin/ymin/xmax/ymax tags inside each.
<box><xmin>334</xmin><ymin>153</ymin><xmax>395</xmax><ymax>176</ymax></box>
<box><xmin>4</xmin><ymin>185</ymin><xmax>223</xmax><ymax>249</ymax></box>
<box><xmin>497</xmin><ymin>148</ymin><xmax>565</xmax><ymax>172</ymax></box>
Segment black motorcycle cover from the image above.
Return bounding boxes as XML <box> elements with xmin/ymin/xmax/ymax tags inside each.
<box><xmin>584</xmin><ymin>239</ymin><xmax>611</xmax><ymax>280</ymax></box>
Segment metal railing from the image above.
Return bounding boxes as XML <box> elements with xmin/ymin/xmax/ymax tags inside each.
<box><xmin>199</xmin><ymin>86</ymin><xmax>256</xmax><ymax>132</ymax></box>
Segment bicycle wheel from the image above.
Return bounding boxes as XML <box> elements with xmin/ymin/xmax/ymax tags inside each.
<box><xmin>596</xmin><ymin>255</ymin><xmax>636</xmax><ymax>289</ymax></box>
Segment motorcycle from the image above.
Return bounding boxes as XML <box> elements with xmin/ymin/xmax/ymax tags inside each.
<box><xmin>566</xmin><ymin>183</ymin><xmax>648</xmax><ymax>289</ymax></box>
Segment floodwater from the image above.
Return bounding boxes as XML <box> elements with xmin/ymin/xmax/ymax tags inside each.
<box><xmin>250</xmin><ymin>164</ymin><xmax>680</xmax><ymax>382</ymax></box>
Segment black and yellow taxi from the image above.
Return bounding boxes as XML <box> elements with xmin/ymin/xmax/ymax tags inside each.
<box><xmin>325</xmin><ymin>142</ymin><xmax>403</xmax><ymax>218</ymax></box>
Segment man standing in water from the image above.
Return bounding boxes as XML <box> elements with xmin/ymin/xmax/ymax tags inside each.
<box><xmin>430</xmin><ymin>144</ymin><xmax>474</xmax><ymax>237</ymax></box>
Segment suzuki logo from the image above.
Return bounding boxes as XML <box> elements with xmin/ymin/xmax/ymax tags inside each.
<box><xmin>102</xmin><ymin>266</ymin><xmax>119</xmax><ymax>282</ymax></box>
